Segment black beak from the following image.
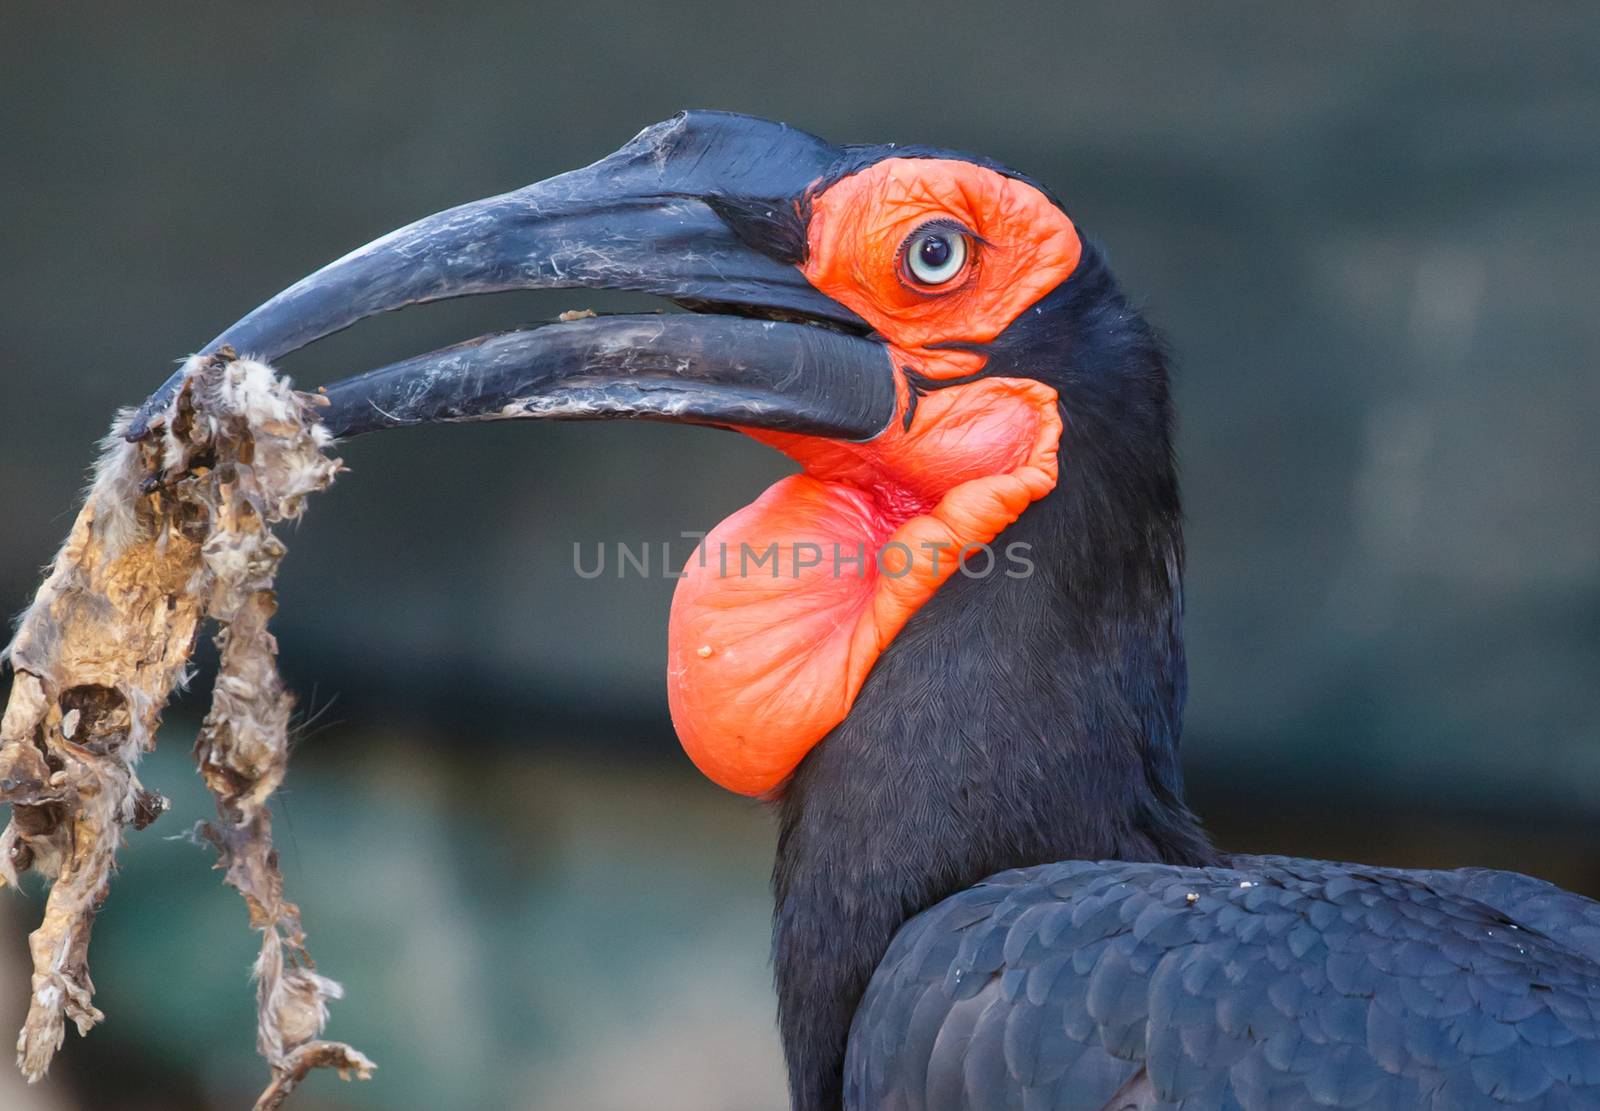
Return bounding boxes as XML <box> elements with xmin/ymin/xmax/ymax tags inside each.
<box><xmin>129</xmin><ymin>111</ymin><xmax>894</xmax><ymax>443</ymax></box>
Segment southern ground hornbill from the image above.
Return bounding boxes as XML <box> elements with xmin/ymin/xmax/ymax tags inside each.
<box><xmin>133</xmin><ymin>112</ymin><xmax>1600</xmax><ymax>1109</ymax></box>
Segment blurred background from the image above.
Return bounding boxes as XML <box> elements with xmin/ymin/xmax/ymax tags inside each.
<box><xmin>2</xmin><ymin>3</ymin><xmax>1597</xmax><ymax>1108</ymax></box>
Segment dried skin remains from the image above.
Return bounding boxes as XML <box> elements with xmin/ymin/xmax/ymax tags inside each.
<box><xmin>0</xmin><ymin>351</ymin><xmax>371</xmax><ymax>1106</ymax></box>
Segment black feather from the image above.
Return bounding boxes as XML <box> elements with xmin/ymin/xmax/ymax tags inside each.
<box><xmin>845</xmin><ymin>859</ymin><xmax>1600</xmax><ymax>1109</ymax></box>
<box><xmin>775</xmin><ymin>243</ymin><xmax>1217</xmax><ymax>1110</ymax></box>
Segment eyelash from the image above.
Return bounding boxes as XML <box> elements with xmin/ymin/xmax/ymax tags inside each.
<box><xmin>897</xmin><ymin>220</ymin><xmax>979</xmax><ymax>290</ymax></box>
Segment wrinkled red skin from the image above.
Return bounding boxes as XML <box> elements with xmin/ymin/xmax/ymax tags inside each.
<box><xmin>667</xmin><ymin>160</ymin><xmax>1082</xmax><ymax>796</ymax></box>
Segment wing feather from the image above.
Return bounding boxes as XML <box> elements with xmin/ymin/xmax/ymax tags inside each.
<box><xmin>845</xmin><ymin>859</ymin><xmax>1600</xmax><ymax>1109</ymax></box>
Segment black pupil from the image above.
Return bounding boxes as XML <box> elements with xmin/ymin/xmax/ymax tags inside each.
<box><xmin>918</xmin><ymin>234</ymin><xmax>952</xmax><ymax>271</ymax></box>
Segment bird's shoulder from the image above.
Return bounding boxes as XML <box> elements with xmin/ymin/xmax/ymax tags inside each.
<box><xmin>1235</xmin><ymin>855</ymin><xmax>1600</xmax><ymax>967</ymax></box>
<box><xmin>844</xmin><ymin>856</ymin><xmax>1600</xmax><ymax>1111</ymax></box>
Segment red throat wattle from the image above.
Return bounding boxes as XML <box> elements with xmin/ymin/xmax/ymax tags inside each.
<box><xmin>667</xmin><ymin>158</ymin><xmax>1082</xmax><ymax>796</ymax></box>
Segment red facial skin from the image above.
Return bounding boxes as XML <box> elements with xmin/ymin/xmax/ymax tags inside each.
<box><xmin>667</xmin><ymin>159</ymin><xmax>1082</xmax><ymax>797</ymax></box>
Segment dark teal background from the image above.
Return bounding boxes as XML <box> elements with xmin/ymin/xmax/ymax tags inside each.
<box><xmin>2</xmin><ymin>4</ymin><xmax>1597</xmax><ymax>1108</ymax></box>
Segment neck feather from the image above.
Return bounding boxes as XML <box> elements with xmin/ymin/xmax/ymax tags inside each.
<box><xmin>769</xmin><ymin>246</ymin><xmax>1215</xmax><ymax>1110</ymax></box>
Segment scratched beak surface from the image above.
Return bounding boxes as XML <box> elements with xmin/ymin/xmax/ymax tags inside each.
<box><xmin>132</xmin><ymin>111</ymin><xmax>892</xmax><ymax>445</ymax></box>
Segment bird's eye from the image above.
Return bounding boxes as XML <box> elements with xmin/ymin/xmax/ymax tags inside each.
<box><xmin>902</xmin><ymin>224</ymin><xmax>970</xmax><ymax>287</ymax></box>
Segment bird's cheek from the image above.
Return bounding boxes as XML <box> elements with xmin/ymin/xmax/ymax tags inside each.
<box><xmin>874</xmin><ymin>371</ymin><xmax>1062</xmax><ymax>499</ymax></box>
<box><xmin>904</xmin><ymin>343</ymin><xmax>989</xmax><ymax>381</ymax></box>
